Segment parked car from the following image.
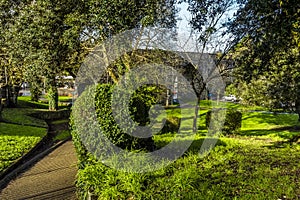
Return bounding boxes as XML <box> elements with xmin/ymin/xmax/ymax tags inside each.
<box><xmin>222</xmin><ymin>95</ymin><xmax>237</xmax><ymax>102</ymax></box>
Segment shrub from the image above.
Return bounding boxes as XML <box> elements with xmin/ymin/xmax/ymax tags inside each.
<box><xmin>206</xmin><ymin>109</ymin><xmax>242</xmax><ymax>135</ymax></box>
<box><xmin>160</xmin><ymin>116</ymin><xmax>180</xmax><ymax>134</ymax></box>
<box><xmin>71</xmin><ymin>83</ymin><xmax>165</xmax><ymax>197</ymax></box>
<box><xmin>71</xmin><ymin>84</ymin><xmax>164</xmax><ymax>155</ymax></box>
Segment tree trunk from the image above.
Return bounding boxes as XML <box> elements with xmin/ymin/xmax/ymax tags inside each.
<box><xmin>30</xmin><ymin>85</ymin><xmax>41</xmax><ymax>102</ymax></box>
<box><xmin>193</xmin><ymin>98</ymin><xmax>200</xmax><ymax>133</ymax></box>
<box><xmin>48</xmin><ymin>84</ymin><xmax>58</xmax><ymax>111</ymax></box>
<box><xmin>0</xmin><ymin>95</ymin><xmax>3</xmax><ymax>121</ymax></box>
<box><xmin>9</xmin><ymin>86</ymin><xmax>20</xmax><ymax>107</ymax></box>
<box><xmin>165</xmin><ymin>89</ymin><xmax>169</xmax><ymax>107</ymax></box>
<box><xmin>5</xmin><ymin>86</ymin><xmax>20</xmax><ymax>108</ymax></box>
<box><xmin>296</xmin><ymin>98</ymin><xmax>300</xmax><ymax>122</ymax></box>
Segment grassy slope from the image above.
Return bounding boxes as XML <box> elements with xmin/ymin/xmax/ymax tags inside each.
<box><xmin>0</xmin><ymin>97</ymin><xmax>49</xmax><ymax>172</ymax></box>
<box><xmin>0</xmin><ymin>123</ymin><xmax>46</xmax><ymax>172</ymax></box>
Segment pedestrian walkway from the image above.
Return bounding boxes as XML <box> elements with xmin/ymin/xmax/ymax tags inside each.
<box><xmin>0</xmin><ymin>141</ymin><xmax>78</xmax><ymax>200</ymax></box>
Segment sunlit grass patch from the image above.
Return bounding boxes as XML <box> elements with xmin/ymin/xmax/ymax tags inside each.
<box><xmin>0</xmin><ymin>123</ymin><xmax>47</xmax><ymax>172</ymax></box>
<box><xmin>73</xmin><ymin>100</ymin><xmax>300</xmax><ymax>199</ymax></box>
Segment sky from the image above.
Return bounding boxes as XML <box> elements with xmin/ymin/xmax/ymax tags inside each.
<box><xmin>176</xmin><ymin>2</ymin><xmax>193</xmax><ymax>33</ymax></box>
<box><xmin>174</xmin><ymin>2</ymin><xmax>238</xmax><ymax>53</ymax></box>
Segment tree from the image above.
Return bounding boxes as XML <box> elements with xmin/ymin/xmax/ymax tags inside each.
<box><xmin>0</xmin><ymin>0</ymin><xmax>26</xmax><ymax>107</ymax></box>
<box><xmin>4</xmin><ymin>0</ymin><xmax>178</xmax><ymax>110</ymax></box>
<box><xmin>227</xmin><ymin>0</ymin><xmax>300</xmax><ymax>121</ymax></box>
<box><xmin>176</xmin><ymin>0</ymin><xmax>237</xmax><ymax>132</ymax></box>
<box><xmin>7</xmin><ymin>0</ymin><xmax>91</xmax><ymax>110</ymax></box>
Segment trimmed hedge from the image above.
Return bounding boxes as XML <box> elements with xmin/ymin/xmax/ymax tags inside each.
<box><xmin>95</xmin><ymin>84</ymin><xmax>157</xmax><ymax>150</ymax></box>
<box><xmin>206</xmin><ymin>109</ymin><xmax>242</xmax><ymax>135</ymax></box>
<box><xmin>71</xmin><ymin>83</ymin><xmax>163</xmax><ymax>154</ymax></box>
<box><xmin>71</xmin><ymin>83</ymin><xmax>166</xmax><ymax>198</ymax></box>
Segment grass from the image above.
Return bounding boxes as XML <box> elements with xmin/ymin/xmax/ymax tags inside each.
<box><xmin>240</xmin><ymin>111</ymin><xmax>300</xmax><ymax>141</ymax></box>
<box><xmin>0</xmin><ymin>96</ymin><xmax>48</xmax><ymax>173</ymax></box>
<box><xmin>0</xmin><ymin>95</ymin><xmax>71</xmax><ymax>173</ymax></box>
<box><xmin>78</xmin><ymin>137</ymin><xmax>300</xmax><ymax>199</ymax></box>
<box><xmin>241</xmin><ymin>112</ymin><xmax>299</xmax><ymax>129</ymax></box>
<box><xmin>200</xmin><ymin>100</ymin><xmax>271</xmax><ymax>111</ymax></box>
<box><xmin>0</xmin><ymin>123</ymin><xmax>47</xmax><ymax>172</ymax></box>
<box><xmin>18</xmin><ymin>96</ymin><xmax>49</xmax><ymax>109</ymax></box>
<box><xmin>75</xmin><ymin>100</ymin><xmax>300</xmax><ymax>199</ymax></box>
<box><xmin>2</xmin><ymin>108</ymin><xmax>47</xmax><ymax>127</ymax></box>
<box><xmin>54</xmin><ymin>130</ymin><xmax>71</xmax><ymax>141</ymax></box>
<box><xmin>18</xmin><ymin>95</ymin><xmax>71</xmax><ymax>109</ymax></box>
<box><xmin>58</xmin><ymin>96</ymin><xmax>73</xmax><ymax>102</ymax></box>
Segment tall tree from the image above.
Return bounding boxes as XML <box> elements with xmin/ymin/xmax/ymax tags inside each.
<box><xmin>4</xmin><ymin>0</ymin><xmax>178</xmax><ymax>110</ymax></box>
<box><xmin>178</xmin><ymin>0</ymin><xmax>237</xmax><ymax>132</ymax></box>
<box><xmin>227</xmin><ymin>0</ymin><xmax>300</xmax><ymax>120</ymax></box>
<box><xmin>0</xmin><ymin>0</ymin><xmax>26</xmax><ymax>107</ymax></box>
<box><xmin>5</xmin><ymin>0</ymin><xmax>81</xmax><ymax>110</ymax></box>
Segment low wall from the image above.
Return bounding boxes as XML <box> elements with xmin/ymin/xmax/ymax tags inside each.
<box><xmin>30</xmin><ymin>109</ymin><xmax>71</xmax><ymax>121</ymax></box>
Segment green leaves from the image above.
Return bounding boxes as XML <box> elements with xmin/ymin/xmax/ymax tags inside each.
<box><xmin>0</xmin><ymin>122</ymin><xmax>46</xmax><ymax>172</ymax></box>
<box><xmin>227</xmin><ymin>0</ymin><xmax>300</xmax><ymax>118</ymax></box>
<box><xmin>1</xmin><ymin>0</ymin><xmax>178</xmax><ymax>109</ymax></box>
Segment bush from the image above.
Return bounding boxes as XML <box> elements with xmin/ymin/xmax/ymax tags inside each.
<box><xmin>71</xmin><ymin>83</ymin><xmax>165</xmax><ymax>154</ymax></box>
<box><xmin>71</xmin><ymin>83</ymin><xmax>165</xmax><ymax>198</ymax></box>
<box><xmin>160</xmin><ymin>116</ymin><xmax>180</xmax><ymax>134</ymax></box>
<box><xmin>206</xmin><ymin>109</ymin><xmax>242</xmax><ymax>135</ymax></box>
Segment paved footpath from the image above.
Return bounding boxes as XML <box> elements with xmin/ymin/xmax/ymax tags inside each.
<box><xmin>0</xmin><ymin>141</ymin><xmax>78</xmax><ymax>200</ymax></box>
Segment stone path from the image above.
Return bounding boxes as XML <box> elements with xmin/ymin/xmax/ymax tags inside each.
<box><xmin>0</xmin><ymin>141</ymin><xmax>78</xmax><ymax>200</ymax></box>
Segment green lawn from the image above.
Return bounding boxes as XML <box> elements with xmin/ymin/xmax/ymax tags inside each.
<box><xmin>0</xmin><ymin>123</ymin><xmax>47</xmax><ymax>172</ymax></box>
<box><xmin>76</xmin><ymin>100</ymin><xmax>300</xmax><ymax>199</ymax></box>
<box><xmin>18</xmin><ymin>95</ymin><xmax>71</xmax><ymax>109</ymax></box>
<box><xmin>2</xmin><ymin>108</ymin><xmax>47</xmax><ymax>127</ymax></box>
<box><xmin>54</xmin><ymin>130</ymin><xmax>71</xmax><ymax>141</ymax></box>
<box><xmin>0</xmin><ymin>95</ymin><xmax>65</xmax><ymax>173</ymax></box>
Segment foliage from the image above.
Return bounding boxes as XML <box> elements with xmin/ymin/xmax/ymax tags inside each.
<box><xmin>0</xmin><ymin>1</ymin><xmax>24</xmax><ymax>107</ymax></box>
<box><xmin>129</xmin><ymin>84</ymin><xmax>165</xmax><ymax>126</ymax></box>
<box><xmin>95</xmin><ymin>84</ymin><xmax>140</xmax><ymax>150</ymax></box>
<box><xmin>160</xmin><ymin>116</ymin><xmax>181</xmax><ymax>134</ymax></box>
<box><xmin>0</xmin><ymin>123</ymin><xmax>46</xmax><ymax>172</ymax></box>
<box><xmin>47</xmin><ymin>85</ymin><xmax>59</xmax><ymax>111</ymax></box>
<box><xmin>72</xmin><ymin>99</ymin><xmax>300</xmax><ymax>199</ymax></box>
<box><xmin>1</xmin><ymin>0</ymin><xmax>178</xmax><ymax>110</ymax></box>
<box><xmin>183</xmin><ymin>0</ymin><xmax>236</xmax><ymax>53</ymax></box>
<box><xmin>72</xmin><ymin>83</ymin><xmax>159</xmax><ymax>154</ymax></box>
<box><xmin>206</xmin><ymin>109</ymin><xmax>242</xmax><ymax>135</ymax></box>
<box><xmin>227</xmin><ymin>0</ymin><xmax>300</xmax><ymax>120</ymax></box>
<box><xmin>74</xmin><ymin>136</ymin><xmax>300</xmax><ymax>199</ymax></box>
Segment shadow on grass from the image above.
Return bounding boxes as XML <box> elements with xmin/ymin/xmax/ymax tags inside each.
<box><xmin>242</xmin><ymin>112</ymin><xmax>299</xmax><ymax>127</ymax></box>
<box><xmin>18</xmin><ymin>98</ymin><xmax>70</xmax><ymax>110</ymax></box>
<box><xmin>187</xmin><ymin>138</ymin><xmax>227</xmax><ymax>154</ymax></box>
<box><xmin>240</xmin><ymin>126</ymin><xmax>300</xmax><ymax>140</ymax></box>
<box><xmin>18</xmin><ymin>99</ymin><xmax>49</xmax><ymax>109</ymax></box>
<box><xmin>155</xmin><ymin>136</ymin><xmax>227</xmax><ymax>156</ymax></box>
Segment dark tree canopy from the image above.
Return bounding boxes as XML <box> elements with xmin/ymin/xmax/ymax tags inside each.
<box><xmin>0</xmin><ymin>0</ymin><xmax>178</xmax><ymax>110</ymax></box>
<box><xmin>227</xmin><ymin>0</ymin><xmax>300</xmax><ymax>120</ymax></box>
